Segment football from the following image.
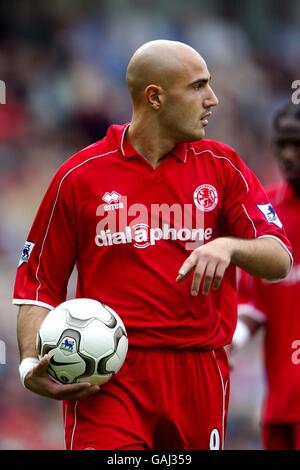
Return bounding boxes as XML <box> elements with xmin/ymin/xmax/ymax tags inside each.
<box><xmin>36</xmin><ymin>298</ymin><xmax>128</xmax><ymax>385</ymax></box>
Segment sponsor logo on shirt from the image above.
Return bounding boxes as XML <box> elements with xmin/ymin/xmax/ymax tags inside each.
<box><xmin>18</xmin><ymin>240</ymin><xmax>35</xmax><ymax>267</ymax></box>
<box><xmin>193</xmin><ymin>184</ymin><xmax>218</xmax><ymax>212</ymax></box>
<box><xmin>102</xmin><ymin>191</ymin><xmax>124</xmax><ymax>211</ymax></box>
<box><xmin>257</xmin><ymin>203</ymin><xmax>283</xmax><ymax>228</ymax></box>
<box><xmin>95</xmin><ymin>224</ymin><xmax>213</xmax><ymax>249</ymax></box>
<box><xmin>96</xmin><ymin>197</ymin><xmax>209</xmax><ymax>249</ymax></box>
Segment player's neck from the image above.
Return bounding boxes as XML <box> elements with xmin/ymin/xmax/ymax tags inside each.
<box><xmin>127</xmin><ymin>117</ymin><xmax>178</xmax><ymax>169</ymax></box>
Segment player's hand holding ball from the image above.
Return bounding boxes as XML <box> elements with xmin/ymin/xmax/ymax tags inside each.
<box><xmin>24</xmin><ymin>299</ymin><xmax>128</xmax><ymax>400</ymax></box>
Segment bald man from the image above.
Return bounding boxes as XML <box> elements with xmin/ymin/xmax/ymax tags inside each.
<box><xmin>14</xmin><ymin>40</ymin><xmax>292</xmax><ymax>450</ymax></box>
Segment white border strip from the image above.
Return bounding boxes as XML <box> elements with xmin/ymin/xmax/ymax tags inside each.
<box><xmin>70</xmin><ymin>400</ymin><xmax>79</xmax><ymax>450</ymax></box>
<box><xmin>258</xmin><ymin>235</ymin><xmax>293</xmax><ymax>271</ymax></box>
<box><xmin>242</xmin><ymin>204</ymin><xmax>257</xmax><ymax>237</ymax></box>
<box><xmin>12</xmin><ymin>299</ymin><xmax>54</xmax><ymax>310</ymax></box>
<box><xmin>238</xmin><ymin>303</ymin><xmax>266</xmax><ymax>323</ymax></box>
<box><xmin>35</xmin><ymin>149</ymin><xmax>119</xmax><ymax>301</ymax></box>
<box><xmin>190</xmin><ymin>148</ymin><xmax>249</xmax><ymax>192</ymax></box>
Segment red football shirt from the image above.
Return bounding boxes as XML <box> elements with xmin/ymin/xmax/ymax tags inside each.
<box><xmin>13</xmin><ymin>124</ymin><xmax>292</xmax><ymax>350</ymax></box>
<box><xmin>238</xmin><ymin>183</ymin><xmax>300</xmax><ymax>423</ymax></box>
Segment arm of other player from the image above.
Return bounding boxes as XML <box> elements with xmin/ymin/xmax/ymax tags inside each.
<box><xmin>176</xmin><ymin>236</ymin><xmax>291</xmax><ymax>296</ymax></box>
<box><xmin>231</xmin><ymin>314</ymin><xmax>263</xmax><ymax>351</ymax></box>
<box><xmin>17</xmin><ymin>304</ymin><xmax>100</xmax><ymax>400</ymax></box>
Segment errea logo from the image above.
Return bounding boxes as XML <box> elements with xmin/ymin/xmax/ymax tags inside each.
<box><xmin>102</xmin><ymin>191</ymin><xmax>124</xmax><ymax>211</ymax></box>
<box><xmin>102</xmin><ymin>191</ymin><xmax>121</xmax><ymax>204</ymax></box>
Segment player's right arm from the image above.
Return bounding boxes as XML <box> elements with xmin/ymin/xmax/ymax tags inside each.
<box><xmin>14</xmin><ymin>160</ymin><xmax>100</xmax><ymax>400</ymax></box>
<box><xmin>18</xmin><ymin>304</ymin><xmax>100</xmax><ymax>400</ymax></box>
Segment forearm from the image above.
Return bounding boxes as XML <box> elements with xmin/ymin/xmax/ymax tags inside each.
<box><xmin>229</xmin><ymin>236</ymin><xmax>291</xmax><ymax>280</ymax></box>
<box><xmin>16</xmin><ymin>305</ymin><xmax>99</xmax><ymax>400</ymax></box>
<box><xmin>177</xmin><ymin>235</ymin><xmax>291</xmax><ymax>296</ymax></box>
<box><xmin>17</xmin><ymin>305</ymin><xmax>50</xmax><ymax>360</ymax></box>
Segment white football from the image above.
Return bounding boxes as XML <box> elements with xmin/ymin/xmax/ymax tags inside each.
<box><xmin>36</xmin><ymin>298</ymin><xmax>128</xmax><ymax>385</ymax></box>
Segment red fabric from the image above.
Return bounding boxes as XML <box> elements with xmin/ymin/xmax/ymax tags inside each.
<box><xmin>13</xmin><ymin>124</ymin><xmax>291</xmax><ymax>350</ymax></box>
<box><xmin>64</xmin><ymin>348</ymin><xmax>230</xmax><ymax>450</ymax></box>
<box><xmin>238</xmin><ymin>183</ymin><xmax>300</xmax><ymax>424</ymax></box>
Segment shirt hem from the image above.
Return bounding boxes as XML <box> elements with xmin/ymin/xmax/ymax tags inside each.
<box><xmin>12</xmin><ymin>299</ymin><xmax>54</xmax><ymax>310</ymax></box>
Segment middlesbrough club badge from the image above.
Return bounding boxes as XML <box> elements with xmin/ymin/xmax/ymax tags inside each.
<box><xmin>193</xmin><ymin>184</ymin><xmax>218</xmax><ymax>212</ymax></box>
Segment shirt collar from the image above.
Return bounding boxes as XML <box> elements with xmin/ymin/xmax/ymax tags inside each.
<box><xmin>107</xmin><ymin>122</ymin><xmax>189</xmax><ymax>163</ymax></box>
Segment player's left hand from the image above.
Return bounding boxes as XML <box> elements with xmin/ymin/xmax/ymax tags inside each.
<box><xmin>176</xmin><ymin>237</ymin><xmax>233</xmax><ymax>295</ymax></box>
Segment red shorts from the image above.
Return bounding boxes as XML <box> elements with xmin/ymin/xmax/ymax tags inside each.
<box><xmin>64</xmin><ymin>348</ymin><xmax>230</xmax><ymax>450</ymax></box>
<box><xmin>262</xmin><ymin>423</ymin><xmax>300</xmax><ymax>450</ymax></box>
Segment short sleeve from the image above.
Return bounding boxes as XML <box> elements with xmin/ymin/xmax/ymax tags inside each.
<box><xmin>13</xmin><ymin>168</ymin><xmax>77</xmax><ymax>309</ymax></box>
<box><xmin>222</xmin><ymin>150</ymin><xmax>292</xmax><ymax>260</ymax></box>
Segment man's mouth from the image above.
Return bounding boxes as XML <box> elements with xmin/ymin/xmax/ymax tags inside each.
<box><xmin>200</xmin><ymin>112</ymin><xmax>212</xmax><ymax>126</ymax></box>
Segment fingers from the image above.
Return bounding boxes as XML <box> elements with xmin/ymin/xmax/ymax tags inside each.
<box><xmin>190</xmin><ymin>259</ymin><xmax>207</xmax><ymax>296</ymax></box>
<box><xmin>201</xmin><ymin>262</ymin><xmax>216</xmax><ymax>296</ymax></box>
<box><xmin>33</xmin><ymin>354</ymin><xmax>50</xmax><ymax>376</ymax></box>
<box><xmin>73</xmin><ymin>384</ymin><xmax>101</xmax><ymax>401</ymax></box>
<box><xmin>192</xmin><ymin>261</ymin><xmax>228</xmax><ymax>296</ymax></box>
<box><xmin>27</xmin><ymin>355</ymin><xmax>101</xmax><ymax>400</ymax></box>
<box><xmin>212</xmin><ymin>263</ymin><xmax>227</xmax><ymax>291</ymax></box>
<box><xmin>176</xmin><ymin>253</ymin><xmax>197</xmax><ymax>282</ymax></box>
<box><xmin>177</xmin><ymin>258</ymin><xmax>228</xmax><ymax>296</ymax></box>
<box><xmin>176</xmin><ymin>238</ymin><xmax>233</xmax><ymax>295</ymax></box>
<box><xmin>50</xmin><ymin>382</ymin><xmax>101</xmax><ymax>401</ymax></box>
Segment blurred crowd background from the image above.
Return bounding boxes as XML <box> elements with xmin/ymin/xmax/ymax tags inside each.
<box><xmin>0</xmin><ymin>0</ymin><xmax>299</xmax><ymax>449</ymax></box>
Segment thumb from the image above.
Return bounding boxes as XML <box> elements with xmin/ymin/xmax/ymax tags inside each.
<box><xmin>34</xmin><ymin>354</ymin><xmax>50</xmax><ymax>376</ymax></box>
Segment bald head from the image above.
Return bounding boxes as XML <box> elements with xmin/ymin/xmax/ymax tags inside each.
<box><xmin>125</xmin><ymin>40</ymin><xmax>218</xmax><ymax>145</ymax></box>
<box><xmin>126</xmin><ymin>40</ymin><xmax>206</xmax><ymax>103</ymax></box>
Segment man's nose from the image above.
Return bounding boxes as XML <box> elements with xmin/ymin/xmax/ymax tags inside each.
<box><xmin>204</xmin><ymin>86</ymin><xmax>219</xmax><ymax>108</ymax></box>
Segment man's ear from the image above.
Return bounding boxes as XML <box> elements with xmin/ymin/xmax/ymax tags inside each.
<box><xmin>144</xmin><ymin>84</ymin><xmax>163</xmax><ymax>110</ymax></box>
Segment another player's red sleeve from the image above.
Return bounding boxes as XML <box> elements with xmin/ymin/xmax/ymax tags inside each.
<box><xmin>222</xmin><ymin>148</ymin><xmax>292</xmax><ymax>260</ymax></box>
<box><xmin>13</xmin><ymin>167</ymin><xmax>77</xmax><ymax>309</ymax></box>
